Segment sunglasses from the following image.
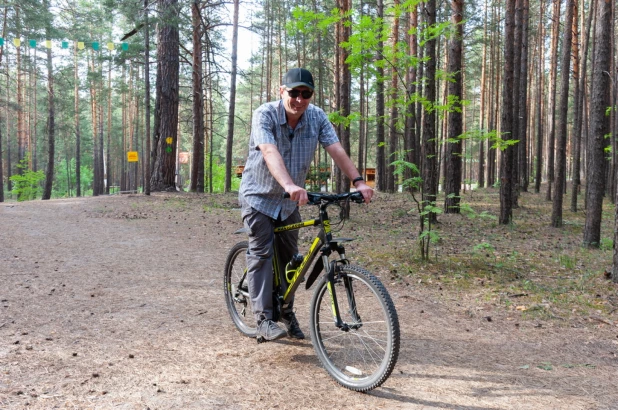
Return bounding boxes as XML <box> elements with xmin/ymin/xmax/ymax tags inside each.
<box><xmin>287</xmin><ymin>89</ymin><xmax>314</xmax><ymax>99</ymax></box>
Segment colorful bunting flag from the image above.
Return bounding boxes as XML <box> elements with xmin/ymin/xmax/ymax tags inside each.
<box><xmin>0</xmin><ymin>37</ymin><xmax>128</xmax><ymax>51</ymax></box>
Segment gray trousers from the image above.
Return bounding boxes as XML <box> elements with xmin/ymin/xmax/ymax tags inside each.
<box><xmin>243</xmin><ymin>207</ymin><xmax>300</xmax><ymax>322</ymax></box>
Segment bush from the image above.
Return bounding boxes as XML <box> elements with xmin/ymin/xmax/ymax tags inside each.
<box><xmin>10</xmin><ymin>159</ymin><xmax>45</xmax><ymax>201</ymax></box>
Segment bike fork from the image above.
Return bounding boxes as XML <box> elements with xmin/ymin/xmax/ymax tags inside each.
<box><xmin>326</xmin><ymin>260</ymin><xmax>349</xmax><ymax>331</ymax></box>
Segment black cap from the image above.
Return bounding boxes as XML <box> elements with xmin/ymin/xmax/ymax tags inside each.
<box><xmin>282</xmin><ymin>68</ymin><xmax>315</xmax><ymax>90</ymax></box>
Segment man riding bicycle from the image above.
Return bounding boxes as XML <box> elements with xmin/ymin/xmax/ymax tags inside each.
<box><xmin>238</xmin><ymin>67</ymin><xmax>373</xmax><ymax>341</ymax></box>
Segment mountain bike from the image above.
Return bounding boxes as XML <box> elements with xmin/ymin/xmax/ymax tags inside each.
<box><xmin>223</xmin><ymin>191</ymin><xmax>400</xmax><ymax>391</ymax></box>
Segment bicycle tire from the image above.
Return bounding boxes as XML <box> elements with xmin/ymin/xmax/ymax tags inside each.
<box><xmin>223</xmin><ymin>241</ymin><xmax>257</xmax><ymax>338</ymax></box>
<box><xmin>309</xmin><ymin>265</ymin><xmax>400</xmax><ymax>391</ymax></box>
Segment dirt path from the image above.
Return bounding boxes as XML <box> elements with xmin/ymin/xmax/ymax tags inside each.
<box><xmin>1</xmin><ymin>194</ymin><xmax>616</xmax><ymax>409</ymax></box>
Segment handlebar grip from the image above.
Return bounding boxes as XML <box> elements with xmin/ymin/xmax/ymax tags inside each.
<box><xmin>283</xmin><ymin>192</ymin><xmax>290</xmax><ymax>199</ymax></box>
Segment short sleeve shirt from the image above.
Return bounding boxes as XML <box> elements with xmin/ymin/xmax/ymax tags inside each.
<box><xmin>239</xmin><ymin>99</ymin><xmax>339</xmax><ymax>220</ymax></box>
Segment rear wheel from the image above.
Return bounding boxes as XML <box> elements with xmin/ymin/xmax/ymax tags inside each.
<box><xmin>309</xmin><ymin>265</ymin><xmax>399</xmax><ymax>391</ymax></box>
<box><xmin>223</xmin><ymin>241</ymin><xmax>257</xmax><ymax>337</ymax></box>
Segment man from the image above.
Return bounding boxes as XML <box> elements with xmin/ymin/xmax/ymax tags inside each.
<box><xmin>239</xmin><ymin>67</ymin><xmax>373</xmax><ymax>341</ymax></box>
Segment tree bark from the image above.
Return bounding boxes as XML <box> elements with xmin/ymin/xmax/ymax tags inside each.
<box><xmin>42</xmin><ymin>4</ymin><xmax>55</xmax><ymax>200</ymax></box>
<box><xmin>150</xmin><ymin>0</ymin><xmax>180</xmax><ymax>192</ymax></box>
<box><xmin>0</xmin><ymin>7</ymin><xmax>6</xmax><ymax>203</ymax></box>
<box><xmin>586</xmin><ymin>0</ymin><xmax>611</xmax><ymax>247</ymax></box>
<box><xmin>518</xmin><ymin>0</ymin><xmax>530</xmax><ymax>192</ymax></box>
<box><xmin>224</xmin><ymin>0</ymin><xmax>238</xmax><ymax>193</ymax></box>
<box><xmin>144</xmin><ymin>0</ymin><xmax>152</xmax><ymax>195</ymax></box>
<box><xmin>499</xmin><ymin>0</ymin><xmax>516</xmax><ymax>224</ymax></box>
<box><xmin>571</xmin><ymin>0</ymin><xmax>593</xmax><ymax>212</ymax></box>
<box><xmin>386</xmin><ymin>0</ymin><xmax>400</xmax><ymax>193</ymax></box>
<box><xmin>444</xmin><ymin>0</ymin><xmax>464</xmax><ymax>214</ymax></box>
<box><xmin>422</xmin><ymin>0</ymin><xmax>438</xmax><ymax>221</ymax></box>
<box><xmin>545</xmin><ymin>0</ymin><xmax>561</xmax><ymax>201</ymax></box>
<box><xmin>534</xmin><ymin>0</ymin><xmax>546</xmax><ymax>194</ymax></box>
<box><xmin>477</xmin><ymin>0</ymin><xmax>488</xmax><ymax>189</ymax></box>
<box><xmin>375</xmin><ymin>0</ymin><xmax>386</xmax><ymax>192</ymax></box>
<box><xmin>404</xmin><ymin>3</ymin><xmax>418</xmax><ymax>187</ymax></box>
<box><xmin>551</xmin><ymin>0</ymin><xmax>574</xmax><ymax>227</ymax></box>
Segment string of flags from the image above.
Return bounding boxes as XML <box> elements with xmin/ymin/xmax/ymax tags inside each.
<box><xmin>0</xmin><ymin>38</ymin><xmax>130</xmax><ymax>51</ymax></box>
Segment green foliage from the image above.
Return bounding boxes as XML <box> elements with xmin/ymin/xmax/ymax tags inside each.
<box><xmin>206</xmin><ymin>154</ymin><xmax>240</xmax><ymax>193</ymax></box>
<box><xmin>458</xmin><ymin>202</ymin><xmax>497</xmax><ymax>220</ymax></box>
<box><xmin>10</xmin><ymin>159</ymin><xmax>45</xmax><ymax>201</ymax></box>
<box><xmin>599</xmin><ymin>237</ymin><xmax>613</xmax><ymax>251</ymax></box>
<box><xmin>52</xmin><ymin>159</ymin><xmax>94</xmax><ymax>198</ymax></box>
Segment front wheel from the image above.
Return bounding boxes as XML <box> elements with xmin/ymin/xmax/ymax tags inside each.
<box><xmin>309</xmin><ymin>265</ymin><xmax>400</xmax><ymax>391</ymax></box>
<box><xmin>223</xmin><ymin>241</ymin><xmax>257</xmax><ymax>337</ymax></box>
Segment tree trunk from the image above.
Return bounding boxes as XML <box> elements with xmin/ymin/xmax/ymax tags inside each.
<box><xmin>546</xmin><ymin>0</ymin><xmax>561</xmax><ymax>201</ymax></box>
<box><xmin>571</xmin><ymin>0</ymin><xmax>593</xmax><ymax>212</ymax></box>
<box><xmin>551</xmin><ymin>0</ymin><xmax>574</xmax><ymax>227</ymax></box>
<box><xmin>224</xmin><ymin>0</ymin><xmax>238</xmax><ymax>193</ymax></box>
<box><xmin>586</xmin><ymin>0</ymin><xmax>611</xmax><ymax>247</ymax></box>
<box><xmin>74</xmin><ymin>42</ymin><xmax>81</xmax><ymax>197</ymax></box>
<box><xmin>150</xmin><ymin>0</ymin><xmax>180</xmax><ymax>192</ymax></box>
<box><xmin>518</xmin><ymin>0</ymin><xmax>530</xmax><ymax>192</ymax></box>
<box><xmin>444</xmin><ymin>0</ymin><xmax>464</xmax><ymax>214</ymax></box>
<box><xmin>422</xmin><ymin>0</ymin><xmax>438</xmax><ymax>221</ymax></box>
<box><xmin>42</xmin><ymin>9</ymin><xmax>55</xmax><ymax>200</ymax></box>
<box><xmin>144</xmin><ymin>0</ymin><xmax>152</xmax><ymax>196</ymax></box>
<box><xmin>499</xmin><ymin>0</ymin><xmax>516</xmax><ymax>224</ymax></box>
<box><xmin>534</xmin><ymin>0</ymin><xmax>545</xmax><ymax>194</ymax></box>
<box><xmin>16</xmin><ymin>9</ymin><xmax>26</xmax><ymax>171</ymax></box>
<box><xmin>336</xmin><ymin>0</ymin><xmax>352</xmax><ymax>194</ymax></box>
<box><xmin>0</xmin><ymin>7</ymin><xmax>6</xmax><ymax>203</ymax></box>
<box><xmin>386</xmin><ymin>0</ymin><xmax>400</xmax><ymax>194</ymax></box>
<box><xmin>189</xmin><ymin>0</ymin><xmax>204</xmax><ymax>193</ymax></box>
<box><xmin>477</xmin><ymin>0</ymin><xmax>488</xmax><ymax>189</ymax></box>
<box><xmin>106</xmin><ymin>49</ymin><xmax>112</xmax><ymax>195</ymax></box>
<box><xmin>375</xmin><ymin>0</ymin><xmax>386</xmax><ymax>192</ymax></box>
<box><xmin>404</xmin><ymin>3</ymin><xmax>418</xmax><ymax>186</ymax></box>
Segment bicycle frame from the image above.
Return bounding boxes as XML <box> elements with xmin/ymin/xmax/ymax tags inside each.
<box><xmin>271</xmin><ymin>197</ymin><xmax>354</xmax><ymax>329</ymax></box>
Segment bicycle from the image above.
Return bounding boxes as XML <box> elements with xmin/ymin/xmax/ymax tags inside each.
<box><xmin>223</xmin><ymin>191</ymin><xmax>400</xmax><ymax>391</ymax></box>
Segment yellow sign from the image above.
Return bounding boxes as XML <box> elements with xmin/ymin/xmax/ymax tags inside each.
<box><xmin>165</xmin><ymin>137</ymin><xmax>173</xmax><ymax>145</ymax></box>
<box><xmin>127</xmin><ymin>151</ymin><xmax>139</xmax><ymax>162</ymax></box>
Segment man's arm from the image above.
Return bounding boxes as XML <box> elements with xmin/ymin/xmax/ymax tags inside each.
<box><xmin>325</xmin><ymin>142</ymin><xmax>374</xmax><ymax>204</ymax></box>
<box><xmin>259</xmin><ymin>143</ymin><xmax>309</xmax><ymax>205</ymax></box>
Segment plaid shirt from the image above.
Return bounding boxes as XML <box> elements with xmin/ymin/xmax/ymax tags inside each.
<box><xmin>239</xmin><ymin>99</ymin><xmax>339</xmax><ymax>220</ymax></box>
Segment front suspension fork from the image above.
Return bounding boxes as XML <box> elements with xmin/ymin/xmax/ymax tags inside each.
<box><xmin>325</xmin><ymin>257</ymin><xmax>361</xmax><ymax>331</ymax></box>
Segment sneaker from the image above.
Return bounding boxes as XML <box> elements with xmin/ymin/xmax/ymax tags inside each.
<box><xmin>281</xmin><ymin>312</ymin><xmax>305</xmax><ymax>339</ymax></box>
<box><xmin>256</xmin><ymin>318</ymin><xmax>287</xmax><ymax>341</ymax></box>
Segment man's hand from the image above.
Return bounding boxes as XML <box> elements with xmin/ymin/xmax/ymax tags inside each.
<box><xmin>354</xmin><ymin>181</ymin><xmax>374</xmax><ymax>204</ymax></box>
<box><xmin>285</xmin><ymin>185</ymin><xmax>309</xmax><ymax>206</ymax></box>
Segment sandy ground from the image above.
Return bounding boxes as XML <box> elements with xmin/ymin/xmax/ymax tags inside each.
<box><xmin>1</xmin><ymin>193</ymin><xmax>617</xmax><ymax>410</ymax></box>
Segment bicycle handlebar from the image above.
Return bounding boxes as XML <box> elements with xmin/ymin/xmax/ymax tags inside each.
<box><xmin>283</xmin><ymin>191</ymin><xmax>365</xmax><ymax>205</ymax></box>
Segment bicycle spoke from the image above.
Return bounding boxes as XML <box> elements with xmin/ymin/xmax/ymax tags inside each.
<box><xmin>309</xmin><ymin>265</ymin><xmax>399</xmax><ymax>391</ymax></box>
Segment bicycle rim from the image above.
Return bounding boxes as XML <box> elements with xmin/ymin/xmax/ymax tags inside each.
<box><xmin>309</xmin><ymin>265</ymin><xmax>400</xmax><ymax>391</ymax></box>
<box><xmin>223</xmin><ymin>241</ymin><xmax>257</xmax><ymax>337</ymax></box>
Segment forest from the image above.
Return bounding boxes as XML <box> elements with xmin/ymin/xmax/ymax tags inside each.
<box><xmin>0</xmin><ymin>0</ymin><xmax>617</xmax><ymax>276</ymax></box>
